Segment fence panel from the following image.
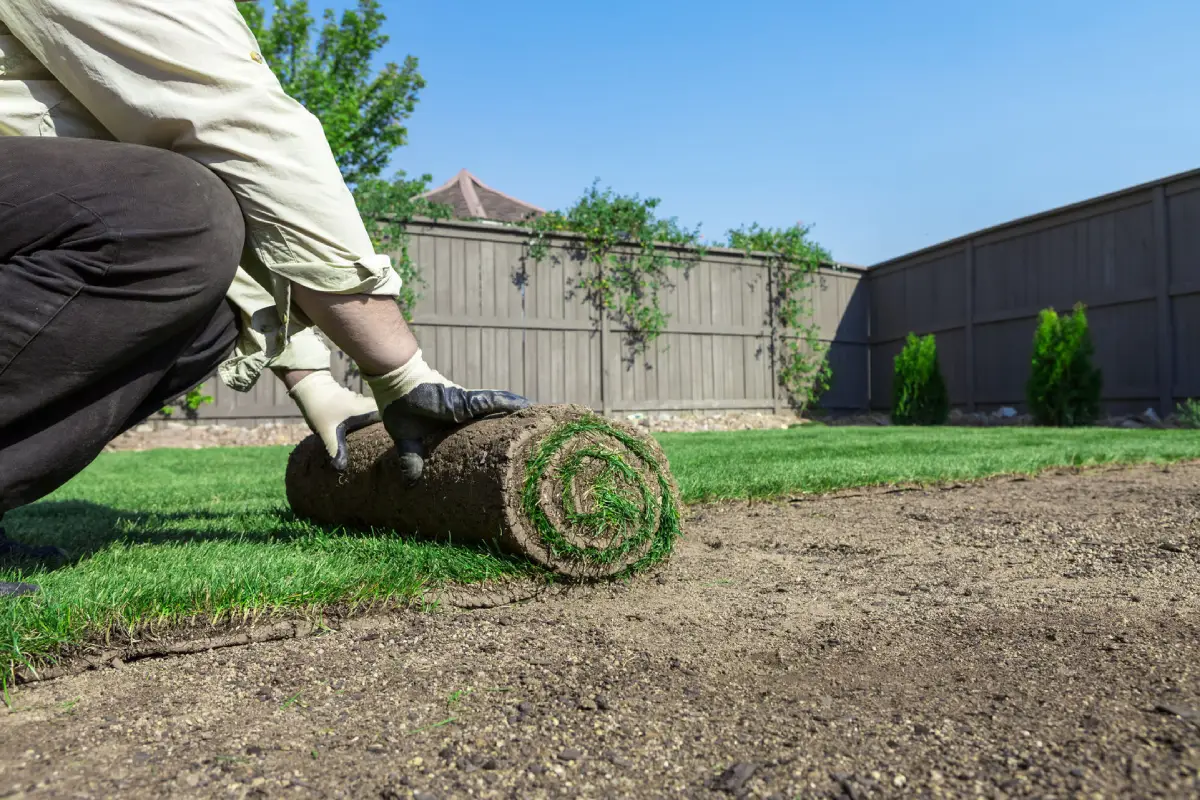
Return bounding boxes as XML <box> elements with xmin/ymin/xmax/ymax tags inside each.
<box><xmin>185</xmin><ymin>219</ymin><xmax>870</xmax><ymax>422</ymax></box>
<box><xmin>868</xmin><ymin>167</ymin><xmax>1200</xmax><ymax>415</ymax></box>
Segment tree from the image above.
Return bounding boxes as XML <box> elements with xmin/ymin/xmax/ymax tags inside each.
<box><xmin>238</xmin><ymin>0</ymin><xmax>425</xmax><ymax>187</ymax></box>
<box><xmin>238</xmin><ymin>0</ymin><xmax>450</xmax><ymax>317</ymax></box>
<box><xmin>890</xmin><ymin>333</ymin><xmax>949</xmax><ymax>426</ymax></box>
<box><xmin>1026</xmin><ymin>304</ymin><xmax>1103</xmax><ymax>427</ymax></box>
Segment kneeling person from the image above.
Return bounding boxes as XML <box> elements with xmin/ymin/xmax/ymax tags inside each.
<box><xmin>0</xmin><ymin>1</ymin><xmax>530</xmax><ymax>596</ymax></box>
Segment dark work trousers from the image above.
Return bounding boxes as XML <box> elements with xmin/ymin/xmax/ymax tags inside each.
<box><xmin>0</xmin><ymin>136</ymin><xmax>244</xmax><ymax>516</ymax></box>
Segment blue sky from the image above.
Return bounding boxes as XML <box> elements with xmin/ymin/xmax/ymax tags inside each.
<box><xmin>304</xmin><ymin>0</ymin><xmax>1199</xmax><ymax>266</ymax></box>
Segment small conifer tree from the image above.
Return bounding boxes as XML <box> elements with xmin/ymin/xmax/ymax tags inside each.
<box><xmin>891</xmin><ymin>333</ymin><xmax>950</xmax><ymax>426</ymax></box>
<box><xmin>1026</xmin><ymin>303</ymin><xmax>1103</xmax><ymax>426</ymax></box>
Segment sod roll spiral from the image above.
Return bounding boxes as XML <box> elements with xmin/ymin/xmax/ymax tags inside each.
<box><xmin>285</xmin><ymin>404</ymin><xmax>683</xmax><ymax>580</ymax></box>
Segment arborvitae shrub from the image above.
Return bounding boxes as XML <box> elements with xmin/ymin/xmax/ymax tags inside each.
<box><xmin>1176</xmin><ymin>398</ymin><xmax>1200</xmax><ymax>429</ymax></box>
<box><xmin>1026</xmin><ymin>303</ymin><xmax>1103</xmax><ymax>427</ymax></box>
<box><xmin>891</xmin><ymin>333</ymin><xmax>949</xmax><ymax>426</ymax></box>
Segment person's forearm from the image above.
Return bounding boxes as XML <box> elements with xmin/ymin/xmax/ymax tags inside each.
<box><xmin>290</xmin><ymin>286</ymin><xmax>418</xmax><ymax>378</ymax></box>
<box><xmin>273</xmin><ymin>368</ymin><xmax>316</xmax><ymax>391</ymax></box>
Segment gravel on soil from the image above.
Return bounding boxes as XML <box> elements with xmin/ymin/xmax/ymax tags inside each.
<box><xmin>105</xmin><ymin>405</ymin><xmax>1194</xmax><ymax>453</ymax></box>
<box><xmin>2</xmin><ymin>464</ymin><xmax>1199</xmax><ymax>798</ymax></box>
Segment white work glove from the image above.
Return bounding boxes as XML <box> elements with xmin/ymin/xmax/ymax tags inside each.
<box><xmin>288</xmin><ymin>370</ymin><xmax>381</xmax><ymax>471</ymax></box>
<box><xmin>365</xmin><ymin>350</ymin><xmax>531</xmax><ymax>483</ymax></box>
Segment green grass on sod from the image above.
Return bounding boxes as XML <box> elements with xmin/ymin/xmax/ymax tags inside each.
<box><xmin>3</xmin><ymin>426</ymin><xmax>1199</xmax><ymax>676</ymax></box>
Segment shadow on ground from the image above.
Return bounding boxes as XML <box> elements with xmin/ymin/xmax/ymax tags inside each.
<box><xmin>1</xmin><ymin>499</ymin><xmax>521</xmax><ymax>572</ymax></box>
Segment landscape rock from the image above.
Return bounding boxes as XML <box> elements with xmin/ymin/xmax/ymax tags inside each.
<box><xmin>714</xmin><ymin>762</ymin><xmax>758</xmax><ymax>794</ymax></box>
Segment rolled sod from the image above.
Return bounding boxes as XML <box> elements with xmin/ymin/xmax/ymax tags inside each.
<box><xmin>285</xmin><ymin>404</ymin><xmax>683</xmax><ymax>579</ymax></box>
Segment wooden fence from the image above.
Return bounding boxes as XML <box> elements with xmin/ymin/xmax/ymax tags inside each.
<box><xmin>181</xmin><ymin>164</ymin><xmax>1200</xmax><ymax>424</ymax></box>
<box><xmin>868</xmin><ymin>167</ymin><xmax>1200</xmax><ymax>415</ymax></box>
<box><xmin>189</xmin><ymin>219</ymin><xmax>871</xmax><ymax>423</ymax></box>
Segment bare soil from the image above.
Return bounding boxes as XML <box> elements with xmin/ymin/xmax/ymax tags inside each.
<box><xmin>3</xmin><ymin>464</ymin><xmax>1199</xmax><ymax>799</ymax></box>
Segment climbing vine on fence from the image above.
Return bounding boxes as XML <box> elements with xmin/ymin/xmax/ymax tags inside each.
<box><xmin>525</xmin><ymin>181</ymin><xmax>706</xmax><ymax>366</ymax></box>
<box><xmin>353</xmin><ymin>172</ymin><xmax>453</xmax><ymax>318</ymax></box>
<box><xmin>522</xmin><ymin>182</ymin><xmax>835</xmax><ymax>410</ymax></box>
<box><xmin>726</xmin><ymin>222</ymin><xmax>834</xmax><ymax>415</ymax></box>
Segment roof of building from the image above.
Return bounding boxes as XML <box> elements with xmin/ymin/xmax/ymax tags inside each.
<box><xmin>417</xmin><ymin>169</ymin><xmax>545</xmax><ymax>223</ymax></box>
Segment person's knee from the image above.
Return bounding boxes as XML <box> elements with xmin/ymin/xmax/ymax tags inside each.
<box><xmin>142</xmin><ymin>149</ymin><xmax>245</xmax><ymax>292</ymax></box>
<box><xmin>105</xmin><ymin>146</ymin><xmax>245</xmax><ymax>305</ymax></box>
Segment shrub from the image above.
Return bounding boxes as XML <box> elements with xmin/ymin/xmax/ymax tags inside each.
<box><xmin>891</xmin><ymin>333</ymin><xmax>950</xmax><ymax>426</ymax></box>
<box><xmin>161</xmin><ymin>387</ymin><xmax>213</xmax><ymax>420</ymax></box>
<box><xmin>1026</xmin><ymin>303</ymin><xmax>1102</xmax><ymax>427</ymax></box>
<box><xmin>1176</xmin><ymin>398</ymin><xmax>1200</xmax><ymax>429</ymax></box>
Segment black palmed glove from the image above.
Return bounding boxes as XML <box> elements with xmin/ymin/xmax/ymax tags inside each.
<box><xmin>366</xmin><ymin>351</ymin><xmax>531</xmax><ymax>482</ymax></box>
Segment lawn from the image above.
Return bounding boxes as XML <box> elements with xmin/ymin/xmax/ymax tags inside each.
<box><xmin>3</xmin><ymin>425</ymin><xmax>1200</xmax><ymax>677</ymax></box>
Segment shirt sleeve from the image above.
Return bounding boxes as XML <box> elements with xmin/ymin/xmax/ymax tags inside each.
<box><xmin>220</xmin><ymin>266</ymin><xmax>335</xmax><ymax>392</ymax></box>
<box><xmin>0</xmin><ymin>0</ymin><xmax>401</xmax><ymax>302</ymax></box>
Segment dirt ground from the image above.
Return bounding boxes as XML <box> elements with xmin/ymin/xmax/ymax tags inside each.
<box><xmin>3</xmin><ymin>464</ymin><xmax>1199</xmax><ymax>799</ymax></box>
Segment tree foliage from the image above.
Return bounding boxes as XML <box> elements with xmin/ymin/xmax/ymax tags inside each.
<box><xmin>238</xmin><ymin>0</ymin><xmax>449</xmax><ymax>315</ymax></box>
<box><xmin>238</xmin><ymin>0</ymin><xmax>424</xmax><ymax>187</ymax></box>
<box><xmin>890</xmin><ymin>333</ymin><xmax>949</xmax><ymax>426</ymax></box>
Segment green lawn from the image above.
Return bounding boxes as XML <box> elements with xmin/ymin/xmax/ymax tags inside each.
<box><xmin>662</xmin><ymin>425</ymin><xmax>1200</xmax><ymax>501</ymax></box>
<box><xmin>3</xmin><ymin>425</ymin><xmax>1199</xmax><ymax>677</ymax></box>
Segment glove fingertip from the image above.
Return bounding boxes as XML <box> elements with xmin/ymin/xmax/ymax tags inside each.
<box><xmin>398</xmin><ymin>450</ymin><xmax>424</xmax><ymax>484</ymax></box>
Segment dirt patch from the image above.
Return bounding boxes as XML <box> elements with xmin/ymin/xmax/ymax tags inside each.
<box><xmin>104</xmin><ymin>409</ymin><xmax>809</xmax><ymax>454</ymax></box>
<box><xmin>3</xmin><ymin>464</ymin><xmax>1199</xmax><ymax>798</ymax></box>
<box><xmin>104</xmin><ymin>406</ymin><xmax>1195</xmax><ymax>456</ymax></box>
<box><xmin>106</xmin><ymin>421</ymin><xmax>315</xmax><ymax>452</ymax></box>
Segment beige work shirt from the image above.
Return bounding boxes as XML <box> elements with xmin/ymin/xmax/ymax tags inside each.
<box><xmin>0</xmin><ymin>0</ymin><xmax>400</xmax><ymax>390</ymax></box>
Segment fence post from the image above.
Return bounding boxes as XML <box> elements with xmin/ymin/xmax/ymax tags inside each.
<box><xmin>964</xmin><ymin>239</ymin><xmax>976</xmax><ymax>412</ymax></box>
<box><xmin>1153</xmin><ymin>185</ymin><xmax>1173</xmax><ymax>415</ymax></box>
<box><xmin>769</xmin><ymin>262</ymin><xmax>783</xmax><ymax>415</ymax></box>
<box><xmin>598</xmin><ymin>253</ymin><xmax>613</xmax><ymax>418</ymax></box>
<box><xmin>600</xmin><ymin>315</ymin><xmax>613</xmax><ymax>417</ymax></box>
